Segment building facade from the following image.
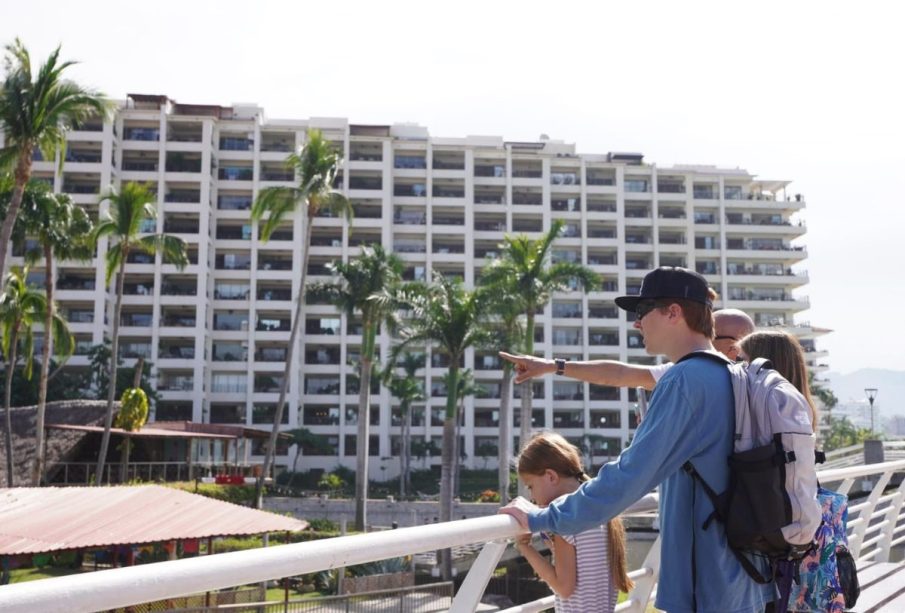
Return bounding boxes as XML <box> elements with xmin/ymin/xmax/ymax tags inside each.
<box><xmin>2</xmin><ymin>94</ymin><xmax>827</xmax><ymax>478</ymax></box>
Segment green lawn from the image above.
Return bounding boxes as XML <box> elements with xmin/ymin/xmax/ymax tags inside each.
<box><xmin>9</xmin><ymin>566</ymin><xmax>85</xmax><ymax>583</ymax></box>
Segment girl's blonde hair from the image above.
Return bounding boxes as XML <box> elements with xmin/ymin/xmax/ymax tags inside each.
<box><xmin>518</xmin><ymin>432</ymin><xmax>634</xmax><ymax>592</ymax></box>
<box><xmin>739</xmin><ymin>330</ymin><xmax>818</xmax><ymax>431</ymax></box>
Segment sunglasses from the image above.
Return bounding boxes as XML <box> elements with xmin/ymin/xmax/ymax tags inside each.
<box><xmin>635</xmin><ymin>300</ymin><xmax>662</xmax><ymax>320</ymax></box>
<box><xmin>714</xmin><ymin>335</ymin><xmax>738</xmax><ymax>342</ymax></box>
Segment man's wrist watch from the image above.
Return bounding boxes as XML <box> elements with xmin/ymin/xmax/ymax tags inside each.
<box><xmin>554</xmin><ymin>358</ymin><xmax>566</xmax><ymax>376</ymax></box>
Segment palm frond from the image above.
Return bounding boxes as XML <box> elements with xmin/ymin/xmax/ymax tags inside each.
<box><xmin>252</xmin><ymin>186</ymin><xmax>301</xmax><ymax>241</ymax></box>
<box><xmin>140</xmin><ymin>234</ymin><xmax>189</xmax><ymax>269</ymax></box>
<box><xmin>104</xmin><ymin>245</ymin><xmax>123</xmax><ymax>285</ymax></box>
<box><xmin>50</xmin><ymin>311</ymin><xmax>74</xmax><ymax>359</ymax></box>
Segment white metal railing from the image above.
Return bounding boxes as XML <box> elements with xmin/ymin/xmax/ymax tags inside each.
<box><xmin>0</xmin><ymin>462</ymin><xmax>902</xmax><ymax>613</ymax></box>
<box><xmin>821</xmin><ymin>440</ymin><xmax>905</xmax><ymax>470</ymax></box>
<box><xmin>819</xmin><ymin>458</ymin><xmax>905</xmax><ymax>562</ymax></box>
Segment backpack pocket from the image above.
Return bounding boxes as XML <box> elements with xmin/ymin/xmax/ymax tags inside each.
<box><xmin>726</xmin><ymin>440</ymin><xmax>791</xmax><ymax>554</ymax></box>
<box><xmin>779</xmin><ymin>432</ymin><xmax>822</xmax><ymax>547</ymax></box>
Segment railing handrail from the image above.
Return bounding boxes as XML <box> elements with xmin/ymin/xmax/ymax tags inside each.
<box><xmin>818</xmin><ymin>458</ymin><xmax>905</xmax><ymax>482</ymax></box>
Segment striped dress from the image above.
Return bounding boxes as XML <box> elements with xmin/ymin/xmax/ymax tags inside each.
<box><xmin>553</xmin><ymin>524</ymin><xmax>616</xmax><ymax>613</ymax></box>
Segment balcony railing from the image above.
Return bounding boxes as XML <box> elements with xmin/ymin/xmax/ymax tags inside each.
<box><xmin>124</xmin><ymin>128</ymin><xmax>160</xmax><ymax>141</ymax></box>
<box><xmin>63</xmin><ymin>184</ymin><xmax>100</xmax><ymax>194</ymax></box>
<box><xmin>161</xmin><ymin>283</ymin><xmax>197</xmax><ymax>296</ymax></box>
<box><xmin>261</xmin><ymin>171</ymin><xmax>294</xmax><ymax>182</ymax></box>
<box><xmin>159</xmin><ymin>347</ymin><xmax>195</xmax><ymax>359</ymax></box>
<box><xmin>164</xmin><ymin>192</ymin><xmax>200</xmax><ymax>204</ymax></box>
<box><xmin>218</xmin><ymin>196</ymin><xmax>253</xmax><ymax>210</ymax></box>
<box><xmin>57</xmin><ymin>278</ymin><xmax>96</xmax><ymax>291</ymax></box>
<box><xmin>219</xmin><ymin>168</ymin><xmax>254</xmax><ymax>181</ymax></box>
<box><xmin>122</xmin><ymin>161</ymin><xmax>158</xmax><ymax>172</ymax></box>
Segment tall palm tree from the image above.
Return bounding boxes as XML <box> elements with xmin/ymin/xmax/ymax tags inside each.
<box><xmin>481</xmin><ymin>220</ymin><xmax>599</xmax><ymax>453</ymax></box>
<box><xmin>93</xmin><ymin>182</ymin><xmax>188</xmax><ymax>484</ymax></box>
<box><xmin>381</xmin><ymin>352</ymin><xmax>425</xmax><ymax>498</ymax></box>
<box><xmin>308</xmin><ymin>244</ymin><xmax>404</xmax><ymax>531</ymax></box>
<box><xmin>394</xmin><ymin>273</ymin><xmax>489</xmax><ymax>579</ymax></box>
<box><xmin>250</xmin><ymin>129</ymin><xmax>351</xmax><ymax>508</ymax></box>
<box><xmin>443</xmin><ymin>367</ymin><xmax>479</xmax><ymax>498</ymax></box>
<box><xmin>477</xmin><ymin>286</ymin><xmax>525</xmax><ymax>504</ymax></box>
<box><xmin>12</xmin><ymin>184</ymin><xmax>90</xmax><ymax>484</ymax></box>
<box><xmin>0</xmin><ymin>266</ymin><xmax>70</xmax><ymax>486</ymax></box>
<box><xmin>0</xmin><ymin>38</ymin><xmax>112</xmax><ymax>282</ymax></box>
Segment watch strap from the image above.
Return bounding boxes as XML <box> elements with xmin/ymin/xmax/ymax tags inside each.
<box><xmin>555</xmin><ymin>358</ymin><xmax>566</xmax><ymax>376</ymax></box>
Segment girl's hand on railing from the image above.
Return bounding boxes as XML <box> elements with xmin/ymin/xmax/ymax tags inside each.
<box><xmin>498</xmin><ymin>495</ymin><xmax>538</xmax><ymax>529</ymax></box>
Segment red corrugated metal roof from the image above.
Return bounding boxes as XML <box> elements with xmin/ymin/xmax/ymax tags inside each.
<box><xmin>0</xmin><ymin>486</ymin><xmax>308</xmax><ymax>556</ymax></box>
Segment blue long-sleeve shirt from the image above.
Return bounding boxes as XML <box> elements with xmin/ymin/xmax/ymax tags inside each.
<box><xmin>528</xmin><ymin>354</ymin><xmax>775</xmax><ymax>613</ymax></box>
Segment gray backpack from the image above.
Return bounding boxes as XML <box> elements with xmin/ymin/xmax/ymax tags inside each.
<box><xmin>681</xmin><ymin>352</ymin><xmax>822</xmax><ymax>601</ymax></box>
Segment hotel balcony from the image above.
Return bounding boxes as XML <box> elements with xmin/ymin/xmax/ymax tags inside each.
<box><xmin>217</xmin><ymin>192</ymin><xmax>253</xmax><ymax>211</ymax></box>
<box><xmin>123</xmin><ymin>126</ymin><xmax>160</xmax><ymax>143</ymax></box>
<box><xmin>260</xmin><ymin>131</ymin><xmax>294</xmax><ymax>155</ymax></box>
<box><xmin>473</xmin><ymin>162</ymin><xmax>505</xmax><ymax>182</ymax></box>
<box><xmin>163</xmin><ymin>189</ymin><xmax>202</xmax><ymax>205</ymax></box>
<box><xmin>218</xmin><ymin>166</ymin><xmax>253</xmax><ymax>182</ymax></box>
<box><xmin>254</xmin><ymin>346</ymin><xmax>288</xmax><ymax>363</ymax></box>
<box><xmin>166</xmin><ymin>123</ymin><xmax>203</xmax><ymax>144</ymax></box>
<box><xmin>348</xmin><ymin>142</ymin><xmax>383</xmax><ymax>169</ymax></box>
<box><xmin>157</xmin><ymin>341</ymin><xmax>196</xmax><ymax>363</ymax></box>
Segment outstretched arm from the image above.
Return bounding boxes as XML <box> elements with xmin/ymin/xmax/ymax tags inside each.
<box><xmin>515</xmin><ymin>533</ymin><xmax>577</xmax><ymax>598</ymax></box>
<box><xmin>499</xmin><ymin>351</ymin><xmax>658</xmax><ymax>390</ymax></box>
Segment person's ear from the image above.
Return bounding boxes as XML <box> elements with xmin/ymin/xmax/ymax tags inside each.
<box><xmin>545</xmin><ymin>469</ymin><xmax>559</xmax><ymax>484</ymax></box>
<box><xmin>666</xmin><ymin>303</ymin><xmax>682</xmax><ymax>321</ymax></box>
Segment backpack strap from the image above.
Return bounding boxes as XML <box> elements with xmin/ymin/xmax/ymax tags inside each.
<box><xmin>683</xmin><ymin>461</ymin><xmax>773</xmax><ymax>585</ymax></box>
<box><xmin>676</xmin><ymin>349</ymin><xmax>732</xmax><ymax>366</ymax></box>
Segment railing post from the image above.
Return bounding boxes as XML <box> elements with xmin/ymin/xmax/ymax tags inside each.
<box><xmin>624</xmin><ymin>535</ymin><xmax>660</xmax><ymax>613</ymax></box>
<box><xmin>448</xmin><ymin>541</ymin><xmax>508</xmax><ymax>613</ymax></box>
<box><xmin>876</xmin><ymin>474</ymin><xmax>905</xmax><ymax>563</ymax></box>
<box><xmin>849</xmin><ymin>468</ymin><xmax>894</xmax><ymax>558</ymax></box>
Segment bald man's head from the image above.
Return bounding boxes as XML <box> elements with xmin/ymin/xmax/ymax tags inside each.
<box><xmin>713</xmin><ymin>309</ymin><xmax>755</xmax><ymax>360</ymax></box>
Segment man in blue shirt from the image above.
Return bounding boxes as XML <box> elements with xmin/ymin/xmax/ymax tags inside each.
<box><xmin>500</xmin><ymin>266</ymin><xmax>774</xmax><ymax>613</ymax></box>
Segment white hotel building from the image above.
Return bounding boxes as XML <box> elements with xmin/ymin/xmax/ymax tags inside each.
<box><xmin>2</xmin><ymin>94</ymin><xmax>828</xmax><ymax>478</ymax></box>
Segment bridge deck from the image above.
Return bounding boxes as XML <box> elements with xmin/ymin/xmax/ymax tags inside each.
<box><xmin>856</xmin><ymin>562</ymin><xmax>905</xmax><ymax>612</ymax></box>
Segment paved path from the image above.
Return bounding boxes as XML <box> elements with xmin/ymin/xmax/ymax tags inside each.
<box><xmin>856</xmin><ymin>561</ymin><xmax>905</xmax><ymax>612</ymax></box>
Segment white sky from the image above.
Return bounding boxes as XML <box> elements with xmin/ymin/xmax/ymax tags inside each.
<box><xmin>3</xmin><ymin>0</ymin><xmax>903</xmax><ymax>373</ymax></box>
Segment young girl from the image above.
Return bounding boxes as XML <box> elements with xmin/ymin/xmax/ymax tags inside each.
<box><xmin>739</xmin><ymin>330</ymin><xmax>852</xmax><ymax>613</ymax></box>
<box><xmin>514</xmin><ymin>432</ymin><xmax>633</xmax><ymax>612</ymax></box>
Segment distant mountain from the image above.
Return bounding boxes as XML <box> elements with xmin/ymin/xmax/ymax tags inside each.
<box><xmin>824</xmin><ymin>369</ymin><xmax>905</xmax><ymax>416</ymax></box>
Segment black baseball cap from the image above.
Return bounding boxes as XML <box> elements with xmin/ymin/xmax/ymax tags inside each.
<box><xmin>614</xmin><ymin>266</ymin><xmax>713</xmax><ymax>312</ymax></box>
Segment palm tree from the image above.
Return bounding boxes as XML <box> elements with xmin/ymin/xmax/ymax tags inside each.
<box><xmin>382</xmin><ymin>352</ymin><xmax>425</xmax><ymax>498</ymax></box>
<box><xmin>0</xmin><ymin>39</ymin><xmax>112</xmax><ymax>282</ymax></box>
<box><xmin>250</xmin><ymin>129</ymin><xmax>351</xmax><ymax>508</ymax></box>
<box><xmin>12</xmin><ymin>183</ymin><xmax>90</xmax><ymax>484</ymax></box>
<box><xmin>0</xmin><ymin>266</ymin><xmax>70</xmax><ymax>486</ymax></box>
<box><xmin>477</xmin><ymin>285</ymin><xmax>525</xmax><ymax>504</ymax></box>
<box><xmin>93</xmin><ymin>182</ymin><xmax>188</xmax><ymax>484</ymax></box>
<box><xmin>443</xmin><ymin>367</ymin><xmax>479</xmax><ymax>498</ymax></box>
<box><xmin>481</xmin><ymin>220</ymin><xmax>599</xmax><ymax>454</ymax></box>
<box><xmin>394</xmin><ymin>273</ymin><xmax>489</xmax><ymax>579</ymax></box>
<box><xmin>308</xmin><ymin>244</ymin><xmax>404</xmax><ymax>531</ymax></box>
<box><xmin>285</xmin><ymin>428</ymin><xmax>333</xmax><ymax>474</ymax></box>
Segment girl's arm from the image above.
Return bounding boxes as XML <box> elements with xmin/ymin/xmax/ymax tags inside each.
<box><xmin>515</xmin><ymin>534</ymin><xmax>577</xmax><ymax>598</ymax></box>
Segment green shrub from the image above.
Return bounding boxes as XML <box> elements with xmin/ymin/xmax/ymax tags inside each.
<box><xmin>306</xmin><ymin>518</ymin><xmax>339</xmax><ymax>532</ymax></box>
<box><xmin>165</xmin><ymin>482</ymin><xmax>256</xmax><ymax>506</ymax></box>
<box><xmin>318</xmin><ymin>472</ymin><xmax>345</xmax><ymax>491</ymax></box>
